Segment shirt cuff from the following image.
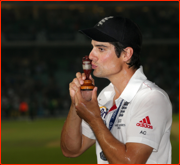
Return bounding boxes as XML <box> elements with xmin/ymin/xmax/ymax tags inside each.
<box><xmin>126</xmin><ymin>136</ymin><xmax>159</xmax><ymax>151</ymax></box>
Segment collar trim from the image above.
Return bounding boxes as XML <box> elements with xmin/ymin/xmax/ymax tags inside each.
<box><xmin>115</xmin><ymin>66</ymin><xmax>147</xmax><ymax>106</ymax></box>
<box><xmin>98</xmin><ymin>66</ymin><xmax>147</xmax><ymax>107</ymax></box>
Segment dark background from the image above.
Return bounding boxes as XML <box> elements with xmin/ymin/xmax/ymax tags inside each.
<box><xmin>1</xmin><ymin>1</ymin><xmax>179</xmax><ymax>120</ymax></box>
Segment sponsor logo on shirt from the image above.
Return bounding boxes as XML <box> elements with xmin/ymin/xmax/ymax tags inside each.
<box><xmin>115</xmin><ymin>101</ymin><xmax>129</xmax><ymax>129</ymax></box>
<box><xmin>100</xmin><ymin>106</ymin><xmax>108</xmax><ymax>119</ymax></box>
<box><xmin>100</xmin><ymin>106</ymin><xmax>108</xmax><ymax>126</ymax></box>
<box><xmin>118</xmin><ymin>101</ymin><xmax>129</xmax><ymax>117</ymax></box>
<box><xmin>136</xmin><ymin>116</ymin><xmax>153</xmax><ymax>129</ymax></box>
<box><xmin>100</xmin><ymin>151</ymin><xmax>107</xmax><ymax>161</ymax></box>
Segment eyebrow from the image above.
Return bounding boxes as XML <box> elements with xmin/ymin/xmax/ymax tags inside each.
<box><xmin>92</xmin><ymin>44</ymin><xmax>108</xmax><ymax>48</ymax></box>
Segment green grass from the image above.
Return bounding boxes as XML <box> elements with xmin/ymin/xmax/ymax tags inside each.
<box><xmin>173</xmin><ymin>114</ymin><xmax>179</xmax><ymax>122</ymax></box>
<box><xmin>1</xmin><ymin>116</ymin><xmax>179</xmax><ymax>164</ymax></box>
<box><xmin>1</xmin><ymin>118</ymin><xmax>97</xmax><ymax>164</ymax></box>
<box><xmin>171</xmin><ymin>114</ymin><xmax>179</xmax><ymax>164</ymax></box>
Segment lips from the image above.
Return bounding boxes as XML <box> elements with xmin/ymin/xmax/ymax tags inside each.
<box><xmin>92</xmin><ymin>64</ymin><xmax>97</xmax><ymax>69</ymax></box>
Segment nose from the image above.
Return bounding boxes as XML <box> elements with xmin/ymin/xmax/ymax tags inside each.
<box><xmin>89</xmin><ymin>50</ymin><xmax>93</xmax><ymax>60</ymax></box>
<box><xmin>89</xmin><ymin>48</ymin><xmax>98</xmax><ymax>62</ymax></box>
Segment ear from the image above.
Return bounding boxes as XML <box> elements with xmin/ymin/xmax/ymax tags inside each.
<box><xmin>122</xmin><ymin>47</ymin><xmax>133</xmax><ymax>62</ymax></box>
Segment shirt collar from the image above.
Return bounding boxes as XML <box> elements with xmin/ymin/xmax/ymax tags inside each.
<box><xmin>98</xmin><ymin>83</ymin><xmax>115</xmax><ymax>106</ymax></box>
<box><xmin>118</xmin><ymin>66</ymin><xmax>147</xmax><ymax>103</ymax></box>
<box><xmin>98</xmin><ymin>66</ymin><xmax>147</xmax><ymax>108</ymax></box>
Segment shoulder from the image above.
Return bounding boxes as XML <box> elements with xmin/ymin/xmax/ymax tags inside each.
<box><xmin>129</xmin><ymin>80</ymin><xmax>172</xmax><ymax>133</ymax></box>
<box><xmin>140</xmin><ymin>80</ymin><xmax>170</xmax><ymax>102</ymax></box>
<box><xmin>131</xmin><ymin>79</ymin><xmax>172</xmax><ymax>114</ymax></box>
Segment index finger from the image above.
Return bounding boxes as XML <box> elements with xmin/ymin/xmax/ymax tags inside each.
<box><xmin>76</xmin><ymin>72</ymin><xmax>84</xmax><ymax>85</ymax></box>
<box><xmin>75</xmin><ymin>87</ymin><xmax>85</xmax><ymax>103</ymax></box>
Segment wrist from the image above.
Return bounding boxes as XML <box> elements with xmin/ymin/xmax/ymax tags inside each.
<box><xmin>88</xmin><ymin>116</ymin><xmax>103</xmax><ymax>128</ymax></box>
<box><xmin>69</xmin><ymin>103</ymin><xmax>82</xmax><ymax>121</ymax></box>
<box><xmin>70</xmin><ymin>102</ymin><xmax>75</xmax><ymax>108</ymax></box>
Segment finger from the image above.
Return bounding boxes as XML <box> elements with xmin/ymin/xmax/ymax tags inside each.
<box><xmin>92</xmin><ymin>87</ymin><xmax>98</xmax><ymax>101</ymax></box>
<box><xmin>69</xmin><ymin>82</ymin><xmax>78</xmax><ymax>92</ymax></box>
<box><xmin>76</xmin><ymin>72</ymin><xmax>82</xmax><ymax>79</ymax></box>
<box><xmin>74</xmin><ymin>92</ymin><xmax>79</xmax><ymax>107</ymax></box>
<box><xmin>89</xmin><ymin>75</ymin><xmax>95</xmax><ymax>85</ymax></box>
<box><xmin>82</xmin><ymin>73</ymin><xmax>86</xmax><ymax>80</ymax></box>
<box><xmin>73</xmin><ymin>78</ymin><xmax>81</xmax><ymax>87</ymax></box>
<box><xmin>75</xmin><ymin>87</ymin><xmax>84</xmax><ymax>102</ymax></box>
<box><xmin>76</xmin><ymin>72</ymin><xmax>84</xmax><ymax>85</ymax></box>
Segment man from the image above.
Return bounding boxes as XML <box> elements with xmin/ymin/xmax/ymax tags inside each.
<box><xmin>60</xmin><ymin>16</ymin><xmax>172</xmax><ymax>164</ymax></box>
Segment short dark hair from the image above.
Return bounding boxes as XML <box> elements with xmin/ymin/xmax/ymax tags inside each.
<box><xmin>110</xmin><ymin>42</ymin><xmax>141</xmax><ymax>69</ymax></box>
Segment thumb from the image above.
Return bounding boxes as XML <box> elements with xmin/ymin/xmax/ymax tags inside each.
<box><xmin>92</xmin><ymin>87</ymin><xmax>98</xmax><ymax>101</ymax></box>
<box><xmin>89</xmin><ymin>74</ymin><xmax>95</xmax><ymax>85</ymax></box>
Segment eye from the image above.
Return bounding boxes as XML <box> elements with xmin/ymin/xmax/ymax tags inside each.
<box><xmin>99</xmin><ymin>47</ymin><xmax>105</xmax><ymax>52</ymax></box>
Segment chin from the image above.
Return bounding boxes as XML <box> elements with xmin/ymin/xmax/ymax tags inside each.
<box><xmin>93</xmin><ymin>70</ymin><xmax>104</xmax><ymax>78</ymax></box>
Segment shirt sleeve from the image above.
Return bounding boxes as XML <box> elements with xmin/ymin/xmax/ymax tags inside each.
<box><xmin>81</xmin><ymin>119</ymin><xmax>96</xmax><ymax>140</ymax></box>
<box><xmin>126</xmin><ymin>90</ymin><xmax>172</xmax><ymax>151</ymax></box>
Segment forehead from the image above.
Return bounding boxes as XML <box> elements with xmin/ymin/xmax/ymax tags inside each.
<box><xmin>91</xmin><ymin>40</ymin><xmax>112</xmax><ymax>47</ymax></box>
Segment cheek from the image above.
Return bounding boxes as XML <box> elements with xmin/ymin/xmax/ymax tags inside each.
<box><xmin>101</xmin><ymin>53</ymin><xmax>120</xmax><ymax>70</ymax></box>
<box><xmin>100</xmin><ymin>52</ymin><xmax>112</xmax><ymax>64</ymax></box>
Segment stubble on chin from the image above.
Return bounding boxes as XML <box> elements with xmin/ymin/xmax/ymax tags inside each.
<box><xmin>93</xmin><ymin>69</ymin><xmax>104</xmax><ymax>78</ymax></box>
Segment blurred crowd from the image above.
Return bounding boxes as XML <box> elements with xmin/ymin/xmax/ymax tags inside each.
<box><xmin>1</xmin><ymin>49</ymin><xmax>80</xmax><ymax>119</ymax></box>
<box><xmin>1</xmin><ymin>2</ymin><xmax>178</xmax><ymax>42</ymax></box>
<box><xmin>1</xmin><ymin>45</ymin><xmax>179</xmax><ymax>120</ymax></box>
<box><xmin>1</xmin><ymin>2</ymin><xmax>179</xmax><ymax>120</ymax></box>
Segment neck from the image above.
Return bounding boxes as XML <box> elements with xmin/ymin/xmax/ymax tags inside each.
<box><xmin>109</xmin><ymin>66</ymin><xmax>137</xmax><ymax>100</ymax></box>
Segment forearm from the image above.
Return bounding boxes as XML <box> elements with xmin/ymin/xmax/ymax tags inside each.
<box><xmin>74</xmin><ymin>86</ymin><xmax>152</xmax><ymax>163</ymax></box>
<box><xmin>61</xmin><ymin>104</ymin><xmax>82</xmax><ymax>156</ymax></box>
<box><xmin>89</xmin><ymin>118</ymin><xmax>129</xmax><ymax>164</ymax></box>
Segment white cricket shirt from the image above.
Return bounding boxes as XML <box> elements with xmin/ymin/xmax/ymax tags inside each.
<box><xmin>81</xmin><ymin>66</ymin><xmax>172</xmax><ymax>164</ymax></box>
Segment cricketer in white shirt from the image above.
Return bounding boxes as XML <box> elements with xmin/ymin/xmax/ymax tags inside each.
<box><xmin>82</xmin><ymin>66</ymin><xmax>172</xmax><ymax>164</ymax></box>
